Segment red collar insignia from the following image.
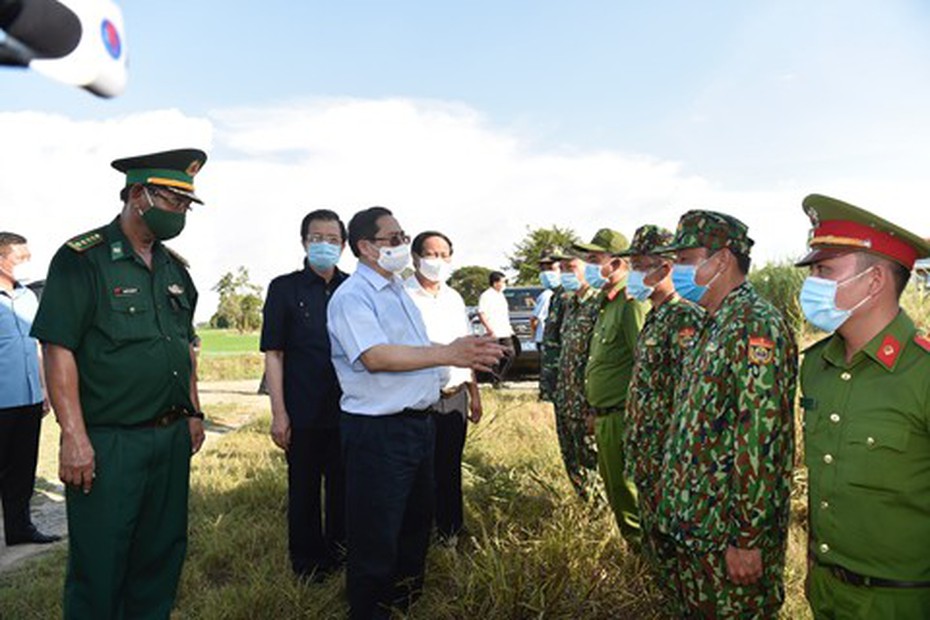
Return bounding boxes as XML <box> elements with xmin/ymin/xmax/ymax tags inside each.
<box><xmin>876</xmin><ymin>334</ymin><xmax>901</xmax><ymax>368</ymax></box>
<box><xmin>915</xmin><ymin>334</ymin><xmax>930</xmax><ymax>353</ymax></box>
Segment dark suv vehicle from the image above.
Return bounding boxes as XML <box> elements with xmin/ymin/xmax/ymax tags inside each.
<box><xmin>504</xmin><ymin>285</ymin><xmax>543</xmax><ymax>375</ymax></box>
<box><xmin>467</xmin><ymin>285</ymin><xmax>544</xmax><ymax>379</ymax></box>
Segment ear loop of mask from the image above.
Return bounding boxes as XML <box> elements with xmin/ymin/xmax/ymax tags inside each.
<box><xmin>836</xmin><ymin>266</ymin><xmax>877</xmax><ymax>313</ymax></box>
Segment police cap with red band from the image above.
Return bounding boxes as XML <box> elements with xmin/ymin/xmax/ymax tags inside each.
<box><xmin>796</xmin><ymin>194</ymin><xmax>930</xmax><ymax>269</ymax></box>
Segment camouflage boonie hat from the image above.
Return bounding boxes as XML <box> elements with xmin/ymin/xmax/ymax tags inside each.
<box><xmin>613</xmin><ymin>224</ymin><xmax>674</xmax><ymax>257</ymax></box>
<box><xmin>572</xmin><ymin>228</ymin><xmax>629</xmax><ymax>254</ymax></box>
<box><xmin>657</xmin><ymin>210</ymin><xmax>754</xmax><ymax>256</ymax></box>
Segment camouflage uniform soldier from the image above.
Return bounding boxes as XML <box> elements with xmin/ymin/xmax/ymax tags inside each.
<box><xmin>553</xmin><ymin>251</ymin><xmax>605</xmax><ymax>504</ymax></box>
<box><xmin>538</xmin><ymin>250</ymin><xmax>565</xmax><ymax>402</ymax></box>
<box><xmin>657</xmin><ymin>211</ymin><xmax>798</xmax><ymax>618</ymax></box>
<box><xmin>619</xmin><ymin>225</ymin><xmax>704</xmax><ymax>605</ymax></box>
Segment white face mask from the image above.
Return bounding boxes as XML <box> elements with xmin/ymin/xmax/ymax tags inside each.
<box><xmin>377</xmin><ymin>243</ymin><xmax>411</xmax><ymax>274</ymax></box>
<box><xmin>13</xmin><ymin>261</ymin><xmax>34</xmax><ymax>283</ymax></box>
<box><xmin>417</xmin><ymin>257</ymin><xmax>453</xmax><ymax>283</ymax></box>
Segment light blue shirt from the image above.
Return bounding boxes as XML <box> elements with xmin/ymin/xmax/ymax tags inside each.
<box><xmin>532</xmin><ymin>288</ymin><xmax>554</xmax><ymax>343</ymax></box>
<box><xmin>0</xmin><ymin>283</ymin><xmax>42</xmax><ymax>408</ymax></box>
<box><xmin>327</xmin><ymin>263</ymin><xmax>442</xmax><ymax>415</ymax></box>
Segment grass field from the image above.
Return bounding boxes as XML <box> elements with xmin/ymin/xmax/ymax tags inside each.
<box><xmin>0</xmin><ymin>386</ymin><xmax>813</xmax><ymax>619</ymax></box>
<box><xmin>196</xmin><ymin>329</ymin><xmax>264</xmax><ymax>382</ymax></box>
<box><xmin>197</xmin><ymin>328</ymin><xmax>261</xmax><ymax>356</ymax></box>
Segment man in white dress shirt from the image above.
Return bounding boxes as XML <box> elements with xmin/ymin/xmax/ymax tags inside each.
<box><xmin>477</xmin><ymin>271</ymin><xmax>516</xmax><ymax>383</ymax></box>
<box><xmin>405</xmin><ymin>231</ymin><xmax>482</xmax><ymax>543</ymax></box>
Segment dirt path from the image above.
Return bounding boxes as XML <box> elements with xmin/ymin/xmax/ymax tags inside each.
<box><xmin>0</xmin><ymin>379</ymin><xmax>265</xmax><ymax>576</ymax></box>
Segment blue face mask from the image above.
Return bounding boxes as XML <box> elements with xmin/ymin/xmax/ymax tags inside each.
<box><xmin>306</xmin><ymin>242</ymin><xmax>342</xmax><ymax>269</ymax></box>
<box><xmin>561</xmin><ymin>272</ymin><xmax>581</xmax><ymax>291</ymax></box>
<box><xmin>671</xmin><ymin>264</ymin><xmax>707</xmax><ymax>304</ymax></box>
<box><xmin>799</xmin><ymin>270</ymin><xmax>873</xmax><ymax>332</ymax></box>
<box><xmin>672</xmin><ymin>254</ymin><xmax>722</xmax><ymax>304</ymax></box>
<box><xmin>584</xmin><ymin>262</ymin><xmax>607</xmax><ymax>289</ymax></box>
<box><xmin>539</xmin><ymin>270</ymin><xmax>560</xmax><ymax>289</ymax></box>
<box><xmin>626</xmin><ymin>269</ymin><xmax>655</xmax><ymax>302</ymax></box>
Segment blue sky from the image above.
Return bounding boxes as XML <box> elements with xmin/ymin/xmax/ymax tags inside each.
<box><xmin>3</xmin><ymin>0</ymin><xmax>929</xmax><ymax>319</ymax></box>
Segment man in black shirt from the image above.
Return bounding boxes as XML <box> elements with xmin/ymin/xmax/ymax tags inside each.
<box><xmin>261</xmin><ymin>209</ymin><xmax>348</xmax><ymax>581</ymax></box>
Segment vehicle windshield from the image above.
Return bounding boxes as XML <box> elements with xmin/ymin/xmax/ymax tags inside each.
<box><xmin>503</xmin><ymin>287</ymin><xmax>543</xmax><ymax>312</ymax></box>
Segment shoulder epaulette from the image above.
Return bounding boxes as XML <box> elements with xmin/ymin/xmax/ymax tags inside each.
<box><xmin>65</xmin><ymin>230</ymin><xmax>104</xmax><ymax>253</ymax></box>
<box><xmin>915</xmin><ymin>333</ymin><xmax>930</xmax><ymax>354</ymax></box>
<box><xmin>164</xmin><ymin>246</ymin><xmax>190</xmax><ymax>268</ymax></box>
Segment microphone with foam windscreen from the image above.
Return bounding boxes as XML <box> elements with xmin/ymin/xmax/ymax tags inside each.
<box><xmin>0</xmin><ymin>0</ymin><xmax>81</xmax><ymax>61</ymax></box>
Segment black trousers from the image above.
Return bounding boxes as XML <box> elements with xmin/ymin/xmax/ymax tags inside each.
<box><xmin>0</xmin><ymin>402</ymin><xmax>43</xmax><ymax>543</ymax></box>
<box><xmin>433</xmin><ymin>411</ymin><xmax>466</xmax><ymax>539</ymax></box>
<box><xmin>286</xmin><ymin>426</ymin><xmax>345</xmax><ymax>576</ymax></box>
<box><xmin>341</xmin><ymin>412</ymin><xmax>435</xmax><ymax>620</ymax></box>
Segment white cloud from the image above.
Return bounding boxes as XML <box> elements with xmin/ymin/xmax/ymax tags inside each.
<box><xmin>2</xmin><ymin>98</ymin><xmax>926</xmax><ymax>323</ymax></box>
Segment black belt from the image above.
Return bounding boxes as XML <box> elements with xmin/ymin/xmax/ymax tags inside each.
<box><xmin>817</xmin><ymin>559</ymin><xmax>930</xmax><ymax>589</ymax></box>
<box><xmin>395</xmin><ymin>408</ymin><xmax>433</xmax><ymax>420</ymax></box>
<box><xmin>133</xmin><ymin>406</ymin><xmax>192</xmax><ymax>429</ymax></box>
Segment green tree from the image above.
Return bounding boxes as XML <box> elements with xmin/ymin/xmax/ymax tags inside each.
<box><xmin>449</xmin><ymin>265</ymin><xmax>493</xmax><ymax>306</ymax></box>
<box><xmin>507</xmin><ymin>225</ymin><xmax>580</xmax><ymax>285</ymax></box>
<box><xmin>748</xmin><ymin>261</ymin><xmax>806</xmax><ymax>338</ymax></box>
<box><xmin>210</xmin><ymin>266</ymin><xmax>264</xmax><ymax>332</ymax></box>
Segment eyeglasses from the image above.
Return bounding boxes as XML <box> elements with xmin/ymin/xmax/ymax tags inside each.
<box><xmin>370</xmin><ymin>233</ymin><xmax>410</xmax><ymax>247</ymax></box>
<box><xmin>306</xmin><ymin>233</ymin><xmax>343</xmax><ymax>245</ymax></box>
<box><xmin>149</xmin><ymin>187</ymin><xmax>192</xmax><ymax>212</ymax></box>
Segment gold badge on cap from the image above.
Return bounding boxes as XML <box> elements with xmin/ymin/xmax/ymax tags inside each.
<box><xmin>185</xmin><ymin>159</ymin><xmax>203</xmax><ymax>176</ymax></box>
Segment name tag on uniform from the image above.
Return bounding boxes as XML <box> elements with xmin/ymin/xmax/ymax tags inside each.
<box><xmin>113</xmin><ymin>286</ymin><xmax>139</xmax><ymax>297</ymax></box>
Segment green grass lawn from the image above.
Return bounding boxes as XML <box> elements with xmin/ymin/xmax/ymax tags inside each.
<box><xmin>197</xmin><ymin>328</ymin><xmax>261</xmax><ymax>356</ymax></box>
<box><xmin>1</xmin><ymin>388</ymin><xmax>813</xmax><ymax>619</ymax></box>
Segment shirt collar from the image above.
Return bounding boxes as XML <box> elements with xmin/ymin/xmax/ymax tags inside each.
<box><xmin>821</xmin><ymin>310</ymin><xmax>915</xmax><ymax>373</ymax></box>
<box><xmin>0</xmin><ymin>281</ymin><xmax>27</xmax><ymax>299</ymax></box>
<box><xmin>302</xmin><ymin>261</ymin><xmax>347</xmax><ymax>286</ymax></box>
<box><xmin>356</xmin><ymin>262</ymin><xmax>394</xmax><ymax>291</ymax></box>
<box><xmin>107</xmin><ymin>217</ymin><xmax>168</xmax><ymax>265</ymax></box>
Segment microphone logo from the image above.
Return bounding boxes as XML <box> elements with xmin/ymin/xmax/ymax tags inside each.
<box><xmin>100</xmin><ymin>18</ymin><xmax>120</xmax><ymax>59</ymax></box>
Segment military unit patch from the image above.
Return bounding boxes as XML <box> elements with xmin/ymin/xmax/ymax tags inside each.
<box><xmin>66</xmin><ymin>231</ymin><xmax>104</xmax><ymax>253</ymax></box>
<box><xmin>748</xmin><ymin>336</ymin><xmax>775</xmax><ymax>365</ymax></box>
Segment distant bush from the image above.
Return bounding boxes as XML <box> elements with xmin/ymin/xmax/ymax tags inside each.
<box><xmin>748</xmin><ymin>261</ymin><xmax>806</xmax><ymax>338</ymax></box>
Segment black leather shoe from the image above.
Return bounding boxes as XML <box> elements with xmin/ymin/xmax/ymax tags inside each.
<box><xmin>6</xmin><ymin>527</ymin><xmax>62</xmax><ymax>546</ymax></box>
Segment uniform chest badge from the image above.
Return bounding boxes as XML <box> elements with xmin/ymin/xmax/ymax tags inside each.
<box><xmin>167</xmin><ymin>283</ymin><xmax>185</xmax><ymax>296</ymax></box>
<box><xmin>113</xmin><ymin>286</ymin><xmax>139</xmax><ymax>297</ymax></box>
<box><xmin>748</xmin><ymin>336</ymin><xmax>775</xmax><ymax>365</ymax></box>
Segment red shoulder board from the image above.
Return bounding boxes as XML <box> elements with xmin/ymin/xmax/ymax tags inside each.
<box><xmin>915</xmin><ymin>334</ymin><xmax>930</xmax><ymax>353</ymax></box>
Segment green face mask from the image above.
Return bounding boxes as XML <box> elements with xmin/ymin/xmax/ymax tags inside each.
<box><xmin>142</xmin><ymin>207</ymin><xmax>186</xmax><ymax>240</ymax></box>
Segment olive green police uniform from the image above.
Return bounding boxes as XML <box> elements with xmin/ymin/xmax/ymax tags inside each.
<box><xmin>31</xmin><ymin>149</ymin><xmax>206</xmax><ymax>620</ymax></box>
<box><xmin>578</xmin><ymin>229</ymin><xmax>648</xmax><ymax>547</ymax></box>
<box><xmin>796</xmin><ymin>194</ymin><xmax>930</xmax><ymax>619</ymax></box>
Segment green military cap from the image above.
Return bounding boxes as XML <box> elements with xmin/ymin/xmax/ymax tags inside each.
<box><xmin>112</xmin><ymin>148</ymin><xmax>207</xmax><ymax>204</ymax></box>
<box><xmin>537</xmin><ymin>247</ymin><xmax>561</xmax><ymax>265</ymax></box>
<box><xmin>657</xmin><ymin>210</ymin><xmax>754</xmax><ymax>256</ymax></box>
<box><xmin>796</xmin><ymin>194</ymin><xmax>930</xmax><ymax>269</ymax></box>
<box><xmin>613</xmin><ymin>224</ymin><xmax>675</xmax><ymax>257</ymax></box>
<box><xmin>572</xmin><ymin>228</ymin><xmax>629</xmax><ymax>254</ymax></box>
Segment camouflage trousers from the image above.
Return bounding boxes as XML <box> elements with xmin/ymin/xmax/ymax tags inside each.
<box><xmin>553</xmin><ymin>408</ymin><xmax>605</xmax><ymax>506</ymax></box>
<box><xmin>636</xmin><ymin>482</ymin><xmax>683</xmax><ymax>616</ymax></box>
<box><xmin>672</xmin><ymin>543</ymin><xmax>785</xmax><ymax>619</ymax></box>
<box><xmin>538</xmin><ymin>343</ymin><xmax>558</xmax><ymax>402</ymax></box>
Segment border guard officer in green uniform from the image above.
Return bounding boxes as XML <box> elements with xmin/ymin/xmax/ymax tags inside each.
<box><xmin>619</xmin><ymin>224</ymin><xmax>703</xmax><ymax>610</ymax></box>
<box><xmin>579</xmin><ymin>228</ymin><xmax>647</xmax><ymax>547</ymax></box>
<box><xmin>796</xmin><ymin>194</ymin><xmax>930</xmax><ymax>619</ymax></box>
<box><xmin>656</xmin><ymin>211</ymin><xmax>798</xmax><ymax>618</ymax></box>
<box><xmin>31</xmin><ymin>149</ymin><xmax>208</xmax><ymax>619</ymax></box>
